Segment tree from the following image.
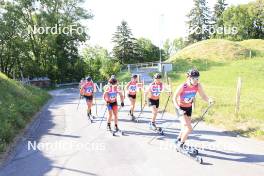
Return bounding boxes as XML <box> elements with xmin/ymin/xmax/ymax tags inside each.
<box><xmin>163</xmin><ymin>39</ymin><xmax>171</xmax><ymax>59</ymax></box>
<box><xmin>162</xmin><ymin>38</ymin><xmax>187</xmax><ymax>58</ymax></box>
<box><xmin>0</xmin><ymin>0</ymin><xmax>93</xmax><ymax>83</ymax></box>
<box><xmin>186</xmin><ymin>0</ymin><xmax>211</xmax><ymax>43</ymax></box>
<box><xmin>222</xmin><ymin>0</ymin><xmax>264</xmax><ymax>40</ymax></box>
<box><xmin>112</xmin><ymin>21</ymin><xmax>137</xmax><ymax>64</ymax></box>
<box><xmin>135</xmin><ymin>38</ymin><xmax>161</xmax><ymax>62</ymax></box>
<box><xmin>82</xmin><ymin>45</ymin><xmax>121</xmax><ymax>81</ymax></box>
<box><xmin>212</xmin><ymin>0</ymin><xmax>228</xmax><ymax>38</ymax></box>
<box><xmin>248</xmin><ymin>0</ymin><xmax>264</xmax><ymax>39</ymax></box>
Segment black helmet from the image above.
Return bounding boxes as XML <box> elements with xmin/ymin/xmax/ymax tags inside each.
<box><xmin>109</xmin><ymin>78</ymin><xmax>117</xmax><ymax>85</ymax></box>
<box><xmin>86</xmin><ymin>76</ymin><xmax>92</xmax><ymax>81</ymax></box>
<box><xmin>153</xmin><ymin>73</ymin><xmax>162</xmax><ymax>79</ymax></box>
<box><xmin>187</xmin><ymin>69</ymin><xmax>200</xmax><ymax>77</ymax></box>
<box><xmin>131</xmin><ymin>74</ymin><xmax>138</xmax><ymax>78</ymax></box>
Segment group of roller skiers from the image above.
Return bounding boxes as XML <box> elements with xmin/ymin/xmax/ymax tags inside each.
<box><xmin>79</xmin><ymin>68</ymin><xmax>213</xmax><ymax>149</ymax></box>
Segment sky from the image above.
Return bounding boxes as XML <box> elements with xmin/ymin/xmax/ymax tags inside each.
<box><xmin>82</xmin><ymin>0</ymin><xmax>253</xmax><ymax>51</ymax></box>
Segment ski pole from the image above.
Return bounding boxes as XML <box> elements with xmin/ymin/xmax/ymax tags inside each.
<box><xmin>161</xmin><ymin>77</ymin><xmax>173</xmax><ymax>119</ymax></box>
<box><xmin>77</xmin><ymin>95</ymin><xmax>82</xmax><ymax>110</ymax></box>
<box><xmin>192</xmin><ymin>103</ymin><xmax>214</xmax><ymax>130</ymax></box>
<box><xmin>140</xmin><ymin>86</ymin><xmax>143</xmax><ymax>112</ymax></box>
<box><xmin>94</xmin><ymin>93</ymin><xmax>98</xmax><ymax>117</ymax></box>
<box><xmin>99</xmin><ymin>107</ymin><xmax>108</xmax><ymax>128</ymax></box>
<box><xmin>140</xmin><ymin>77</ymin><xmax>144</xmax><ymax>112</ymax></box>
<box><xmin>137</xmin><ymin>79</ymin><xmax>145</xmax><ymax>122</ymax></box>
<box><xmin>136</xmin><ymin>102</ymin><xmax>146</xmax><ymax>123</ymax></box>
<box><xmin>160</xmin><ymin>95</ymin><xmax>171</xmax><ymax>119</ymax></box>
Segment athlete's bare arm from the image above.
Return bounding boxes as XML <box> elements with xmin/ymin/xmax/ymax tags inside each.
<box><xmin>173</xmin><ymin>84</ymin><xmax>183</xmax><ymax>109</ymax></box>
<box><xmin>198</xmin><ymin>84</ymin><xmax>211</xmax><ymax>103</ymax></box>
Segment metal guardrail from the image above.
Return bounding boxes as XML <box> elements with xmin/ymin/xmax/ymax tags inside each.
<box><xmin>55</xmin><ymin>82</ymin><xmax>79</xmax><ymax>88</ymax></box>
<box><xmin>120</xmin><ymin>61</ymin><xmax>162</xmax><ymax>72</ymax></box>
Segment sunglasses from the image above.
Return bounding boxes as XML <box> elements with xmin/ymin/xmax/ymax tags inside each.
<box><xmin>191</xmin><ymin>77</ymin><xmax>199</xmax><ymax>80</ymax></box>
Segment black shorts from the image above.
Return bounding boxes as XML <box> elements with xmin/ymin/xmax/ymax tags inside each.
<box><xmin>180</xmin><ymin>106</ymin><xmax>192</xmax><ymax>117</ymax></box>
<box><xmin>128</xmin><ymin>94</ymin><xmax>136</xmax><ymax>99</ymax></box>
<box><xmin>148</xmin><ymin>98</ymin><xmax>159</xmax><ymax>108</ymax></box>
<box><xmin>84</xmin><ymin>95</ymin><xmax>93</xmax><ymax>101</ymax></box>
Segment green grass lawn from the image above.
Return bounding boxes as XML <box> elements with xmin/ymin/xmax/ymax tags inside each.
<box><xmin>161</xmin><ymin>57</ymin><xmax>264</xmax><ymax>139</ymax></box>
<box><xmin>163</xmin><ymin>39</ymin><xmax>264</xmax><ymax>140</ymax></box>
<box><xmin>239</xmin><ymin>39</ymin><xmax>264</xmax><ymax>57</ymax></box>
<box><xmin>0</xmin><ymin>72</ymin><xmax>51</xmax><ymax>152</ymax></box>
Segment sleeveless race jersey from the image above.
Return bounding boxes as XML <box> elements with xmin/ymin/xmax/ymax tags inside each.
<box><xmin>149</xmin><ymin>82</ymin><xmax>163</xmax><ymax>100</ymax></box>
<box><xmin>127</xmin><ymin>80</ymin><xmax>137</xmax><ymax>95</ymax></box>
<box><xmin>82</xmin><ymin>82</ymin><xmax>95</xmax><ymax>96</ymax></box>
<box><xmin>179</xmin><ymin>83</ymin><xmax>199</xmax><ymax>107</ymax></box>
<box><xmin>105</xmin><ymin>85</ymin><xmax>120</xmax><ymax>103</ymax></box>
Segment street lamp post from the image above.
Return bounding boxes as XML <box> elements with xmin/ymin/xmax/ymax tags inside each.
<box><xmin>159</xmin><ymin>14</ymin><xmax>164</xmax><ymax>72</ymax></box>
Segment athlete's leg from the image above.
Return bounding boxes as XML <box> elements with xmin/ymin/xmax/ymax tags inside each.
<box><xmin>129</xmin><ymin>97</ymin><xmax>136</xmax><ymax>115</ymax></box>
<box><xmin>113</xmin><ymin>105</ymin><xmax>118</xmax><ymax>125</ymax></box>
<box><xmin>180</xmin><ymin>115</ymin><xmax>192</xmax><ymax>143</ymax></box>
<box><xmin>151</xmin><ymin>105</ymin><xmax>158</xmax><ymax>123</ymax></box>
<box><xmin>107</xmin><ymin>106</ymin><xmax>113</xmax><ymax>124</ymax></box>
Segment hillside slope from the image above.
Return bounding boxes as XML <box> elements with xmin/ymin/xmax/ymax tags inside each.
<box><xmin>0</xmin><ymin>72</ymin><xmax>51</xmax><ymax>152</ymax></box>
<box><xmin>168</xmin><ymin>39</ymin><xmax>257</xmax><ymax>61</ymax></box>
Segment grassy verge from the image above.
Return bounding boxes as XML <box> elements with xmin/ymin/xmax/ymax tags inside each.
<box><xmin>159</xmin><ymin>57</ymin><xmax>264</xmax><ymax>140</ymax></box>
<box><xmin>116</xmin><ymin>71</ymin><xmax>131</xmax><ymax>82</ymax></box>
<box><xmin>0</xmin><ymin>72</ymin><xmax>51</xmax><ymax>153</ymax></box>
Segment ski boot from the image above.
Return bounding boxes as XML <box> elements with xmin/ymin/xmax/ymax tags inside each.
<box><xmin>129</xmin><ymin>110</ymin><xmax>136</xmax><ymax>121</ymax></box>
<box><xmin>149</xmin><ymin>122</ymin><xmax>164</xmax><ymax>135</ymax></box>
<box><xmin>113</xmin><ymin>125</ymin><xmax>123</xmax><ymax>136</ymax></box>
<box><xmin>89</xmin><ymin>110</ymin><xmax>96</xmax><ymax>120</ymax></box>
<box><xmin>87</xmin><ymin>110</ymin><xmax>93</xmax><ymax>123</ymax></box>
<box><xmin>107</xmin><ymin>123</ymin><xmax>112</xmax><ymax>131</ymax></box>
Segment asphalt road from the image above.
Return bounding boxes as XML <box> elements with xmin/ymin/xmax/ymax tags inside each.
<box><xmin>0</xmin><ymin>88</ymin><xmax>263</xmax><ymax>176</ymax></box>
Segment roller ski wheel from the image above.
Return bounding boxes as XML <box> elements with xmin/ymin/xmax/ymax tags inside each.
<box><xmin>91</xmin><ymin>115</ymin><xmax>96</xmax><ymax>120</ymax></box>
<box><xmin>131</xmin><ymin>115</ymin><xmax>136</xmax><ymax>121</ymax></box>
<box><xmin>113</xmin><ymin>130</ymin><xmax>123</xmax><ymax>136</ymax></box>
<box><xmin>149</xmin><ymin>122</ymin><xmax>164</xmax><ymax>135</ymax></box>
<box><xmin>195</xmin><ymin>156</ymin><xmax>203</xmax><ymax>164</ymax></box>
<box><xmin>129</xmin><ymin>110</ymin><xmax>136</xmax><ymax>121</ymax></box>
<box><xmin>183</xmin><ymin>145</ymin><xmax>199</xmax><ymax>156</ymax></box>
<box><xmin>189</xmin><ymin>148</ymin><xmax>199</xmax><ymax>156</ymax></box>
<box><xmin>175</xmin><ymin>143</ymin><xmax>203</xmax><ymax>164</ymax></box>
<box><xmin>175</xmin><ymin>140</ymin><xmax>198</xmax><ymax>156</ymax></box>
<box><xmin>87</xmin><ymin>113</ymin><xmax>93</xmax><ymax>123</ymax></box>
<box><xmin>156</xmin><ymin>127</ymin><xmax>164</xmax><ymax>135</ymax></box>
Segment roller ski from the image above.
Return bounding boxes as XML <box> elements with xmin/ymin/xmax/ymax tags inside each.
<box><xmin>149</xmin><ymin>122</ymin><xmax>164</xmax><ymax>135</ymax></box>
<box><xmin>129</xmin><ymin>110</ymin><xmax>136</xmax><ymax>121</ymax></box>
<box><xmin>112</xmin><ymin>125</ymin><xmax>123</xmax><ymax>136</ymax></box>
<box><xmin>87</xmin><ymin>110</ymin><xmax>94</xmax><ymax>123</ymax></box>
<box><xmin>107</xmin><ymin>123</ymin><xmax>113</xmax><ymax>135</ymax></box>
<box><xmin>175</xmin><ymin>140</ymin><xmax>199</xmax><ymax>155</ymax></box>
<box><xmin>175</xmin><ymin>141</ymin><xmax>203</xmax><ymax>164</ymax></box>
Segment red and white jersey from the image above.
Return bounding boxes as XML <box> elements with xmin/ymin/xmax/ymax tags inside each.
<box><xmin>148</xmin><ymin>81</ymin><xmax>163</xmax><ymax>100</ymax></box>
<box><xmin>127</xmin><ymin>80</ymin><xmax>138</xmax><ymax>95</ymax></box>
<box><xmin>104</xmin><ymin>85</ymin><xmax>121</xmax><ymax>103</ymax></box>
<box><xmin>179</xmin><ymin>83</ymin><xmax>199</xmax><ymax>107</ymax></box>
<box><xmin>81</xmin><ymin>82</ymin><xmax>96</xmax><ymax>96</ymax></box>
